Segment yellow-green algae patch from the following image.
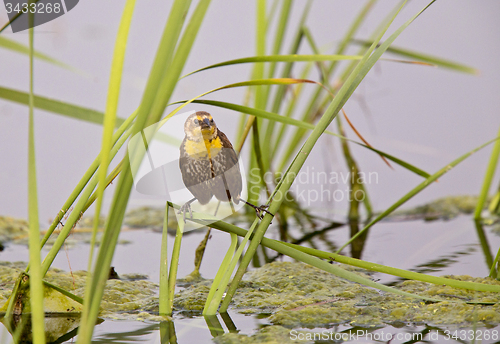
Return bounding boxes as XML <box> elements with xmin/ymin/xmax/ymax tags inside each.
<box><xmin>124</xmin><ymin>206</ymin><xmax>179</xmax><ymax>231</ymax></box>
<box><xmin>0</xmin><ymin>262</ymin><xmax>159</xmax><ymax>321</ymax></box>
<box><xmin>387</xmin><ymin>195</ymin><xmax>481</xmax><ymax>221</ymax></box>
<box><xmin>0</xmin><ymin>206</ymin><xmax>181</xmax><ymax>248</ymax></box>
<box><xmin>175</xmin><ymin>262</ymin><xmax>500</xmax><ymax>328</ymax></box>
<box><xmin>1</xmin><ymin>261</ymin><xmax>500</xmax><ymax>327</ymax></box>
<box><xmin>0</xmin><ymin>216</ymin><xmax>29</xmax><ymax>243</ymax></box>
<box><xmin>213</xmin><ymin>325</ymin><xmax>306</xmax><ymax>344</ymax></box>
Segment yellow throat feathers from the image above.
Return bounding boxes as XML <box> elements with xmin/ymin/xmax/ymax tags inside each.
<box><xmin>185</xmin><ymin>135</ymin><xmax>223</xmax><ymax>159</ymax></box>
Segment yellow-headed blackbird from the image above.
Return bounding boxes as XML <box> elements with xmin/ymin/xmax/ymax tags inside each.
<box><xmin>179</xmin><ymin>111</ymin><xmax>271</xmax><ymax>220</ymax></box>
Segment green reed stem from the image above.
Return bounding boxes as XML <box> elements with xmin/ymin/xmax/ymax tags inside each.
<box><xmin>40</xmin><ymin>125</ymin><xmax>133</xmax><ymax>277</ymax></box>
<box><xmin>276</xmin><ymin>0</ymin><xmax>376</xmax><ymax>172</ymax></box>
<box><xmin>208</xmin><ymin>219</ymin><xmax>500</xmax><ymax>293</ymax></box>
<box><xmin>27</xmin><ymin>7</ymin><xmax>45</xmax><ymax>342</ymax></box>
<box><xmin>34</xmin><ymin>111</ymin><xmax>135</xmax><ymax>257</ymax></box>
<box><xmin>208</xmin><ymin>219</ymin><xmax>259</xmax><ymax>314</ymax></box>
<box><xmin>219</xmin><ymin>0</ymin><xmax>435</xmax><ymax>311</ymax></box>
<box><xmin>203</xmin><ymin>231</ymin><xmax>239</xmax><ymax>315</ymax></box>
<box><xmin>490</xmin><ymin>248</ymin><xmax>500</xmax><ymax>279</ymax></box>
<box><xmin>474</xmin><ymin>122</ymin><xmax>500</xmax><ymax>219</ymax></box>
<box><xmin>337</xmin><ymin>136</ymin><xmax>500</xmax><ymax>254</ymax></box>
<box><xmin>81</xmin><ymin>2</ymin><xmax>136</xmax><ymax>337</ymax></box>
<box><xmin>260</xmin><ymin>0</ymin><xmax>292</xmax><ymax>165</ymax></box>
<box><xmin>167</xmin><ymin>219</ymin><xmax>184</xmax><ymax>315</ymax></box>
<box><xmin>159</xmin><ymin>204</ymin><xmax>170</xmax><ymax>315</ymax></box>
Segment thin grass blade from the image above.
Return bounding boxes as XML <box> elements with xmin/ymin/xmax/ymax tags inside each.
<box><xmin>27</xmin><ymin>8</ymin><xmax>45</xmax><ymax>343</ymax></box>
<box><xmin>167</xmin><ymin>219</ymin><xmax>184</xmax><ymax>315</ymax></box>
<box><xmin>265</xmin><ymin>2</ymin><xmax>312</xmax><ymax>159</ymax></box>
<box><xmin>0</xmin><ymin>86</ymin><xmax>122</xmax><ymax>126</ymax></box>
<box><xmin>202</xmin><ymin>232</ymin><xmax>238</xmax><ymax>315</ymax></box>
<box><xmin>174</xmin><ymin>99</ymin><xmax>431</xmax><ymax>178</ymax></box>
<box><xmin>205</xmin><ymin>220</ymin><xmax>259</xmax><ymax>314</ymax></box>
<box><xmin>0</xmin><ymin>36</ymin><xmax>78</xmax><ymax>72</ymax></box>
<box><xmin>475</xmin><ymin>123</ymin><xmax>500</xmax><ymax>219</ymax></box>
<box><xmin>337</xmin><ymin>136</ymin><xmax>500</xmax><ymax>254</ymax></box>
<box><xmin>80</xmin><ymin>1</ymin><xmax>137</xmax><ymax>339</ymax></box>
<box><xmin>219</xmin><ymin>0</ymin><xmax>435</xmax><ymax>312</ymax></box>
<box><xmin>210</xmin><ymin>219</ymin><xmax>500</xmax><ymax>294</ymax></box>
<box><xmin>182</xmin><ymin>54</ymin><xmax>364</xmax><ymax>78</ymax></box>
<box><xmin>352</xmin><ymin>38</ymin><xmax>478</xmax><ymax>74</ymax></box>
<box><xmin>161</xmin><ymin>78</ymin><xmax>323</xmax><ymax>124</ymax></box>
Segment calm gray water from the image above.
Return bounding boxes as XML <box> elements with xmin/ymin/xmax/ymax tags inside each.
<box><xmin>0</xmin><ymin>1</ymin><xmax>500</xmax><ymax>343</ymax></box>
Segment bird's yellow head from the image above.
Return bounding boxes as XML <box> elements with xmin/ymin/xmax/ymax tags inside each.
<box><xmin>184</xmin><ymin>111</ymin><xmax>218</xmax><ymax>142</ymax></box>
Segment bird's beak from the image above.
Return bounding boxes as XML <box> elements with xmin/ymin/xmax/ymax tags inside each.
<box><xmin>200</xmin><ymin>118</ymin><xmax>211</xmax><ymax>129</ymax></box>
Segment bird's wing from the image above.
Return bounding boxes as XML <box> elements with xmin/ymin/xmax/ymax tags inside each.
<box><xmin>179</xmin><ymin>138</ymin><xmax>213</xmax><ymax>204</ymax></box>
<box><xmin>212</xmin><ymin>130</ymin><xmax>242</xmax><ymax>203</ymax></box>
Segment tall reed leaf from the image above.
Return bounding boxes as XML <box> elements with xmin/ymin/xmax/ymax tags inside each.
<box><xmin>182</xmin><ymin>54</ymin><xmax>364</xmax><ymax>78</ymax></box>
<box><xmin>352</xmin><ymin>39</ymin><xmax>478</xmax><ymax>74</ymax></box>
<box><xmin>337</xmin><ymin>136</ymin><xmax>500</xmax><ymax>254</ymax></box>
<box><xmin>161</xmin><ymin>78</ymin><xmax>325</xmax><ymax>125</ymax></box>
<box><xmin>27</xmin><ymin>7</ymin><xmax>45</xmax><ymax>343</ymax></box>
<box><xmin>208</xmin><ymin>219</ymin><xmax>500</xmax><ymax>294</ymax></box>
<box><xmin>159</xmin><ymin>205</ymin><xmax>170</xmax><ymax>315</ymax></box>
<box><xmin>219</xmin><ymin>0</ymin><xmax>435</xmax><ymax>313</ymax></box>
<box><xmin>475</xmin><ymin>123</ymin><xmax>500</xmax><ymax>219</ymax></box>
<box><xmin>77</xmin><ymin>0</ymin><xmax>210</xmax><ymax>340</ymax></box>
<box><xmin>0</xmin><ymin>36</ymin><xmax>77</xmax><ymax>72</ymax></box>
<box><xmin>80</xmin><ymin>0</ymin><xmax>136</xmax><ymax>340</ymax></box>
<box><xmin>0</xmin><ymin>86</ymin><xmax>120</xmax><ymax>126</ymax></box>
<box><xmin>174</xmin><ymin>99</ymin><xmax>431</xmax><ymax>178</ymax></box>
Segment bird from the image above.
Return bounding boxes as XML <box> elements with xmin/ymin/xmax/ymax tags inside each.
<box><xmin>178</xmin><ymin>111</ymin><xmax>272</xmax><ymax>221</ymax></box>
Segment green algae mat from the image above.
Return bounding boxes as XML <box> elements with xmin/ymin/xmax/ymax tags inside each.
<box><xmin>3</xmin><ymin>261</ymin><xmax>498</xmax><ymax>326</ymax></box>
<box><xmin>177</xmin><ymin>262</ymin><xmax>500</xmax><ymax>327</ymax></box>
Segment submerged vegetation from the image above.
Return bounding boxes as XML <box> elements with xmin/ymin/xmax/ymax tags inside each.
<box><xmin>3</xmin><ymin>260</ymin><xmax>500</xmax><ymax>342</ymax></box>
<box><xmin>384</xmin><ymin>195</ymin><xmax>483</xmax><ymax>221</ymax></box>
<box><xmin>0</xmin><ymin>0</ymin><xmax>499</xmax><ymax>343</ymax></box>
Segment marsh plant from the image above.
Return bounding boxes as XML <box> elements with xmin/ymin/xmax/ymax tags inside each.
<box><xmin>0</xmin><ymin>0</ymin><xmax>499</xmax><ymax>343</ymax></box>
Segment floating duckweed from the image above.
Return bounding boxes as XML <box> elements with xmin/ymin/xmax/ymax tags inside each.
<box><xmin>387</xmin><ymin>195</ymin><xmax>482</xmax><ymax>221</ymax></box>
<box><xmin>213</xmin><ymin>325</ymin><xmax>305</xmax><ymax>344</ymax></box>
<box><xmin>174</xmin><ymin>262</ymin><xmax>500</xmax><ymax>327</ymax></box>
<box><xmin>0</xmin><ymin>262</ymin><xmax>158</xmax><ymax>321</ymax></box>
<box><xmin>390</xmin><ymin>307</ymin><xmax>408</xmax><ymax>318</ymax></box>
<box><xmin>2</xmin><ymin>261</ymin><xmax>500</xmax><ymax>327</ymax></box>
<box><xmin>0</xmin><ymin>216</ymin><xmax>29</xmax><ymax>243</ymax></box>
<box><xmin>0</xmin><ymin>206</ymin><xmax>178</xmax><ymax>248</ymax></box>
<box><xmin>173</xmin><ymin>282</ymin><xmax>211</xmax><ymax>311</ymax></box>
<box><xmin>124</xmin><ymin>206</ymin><xmax>176</xmax><ymax>231</ymax></box>
<box><xmin>75</xmin><ymin>215</ymin><xmax>106</xmax><ymax>229</ymax></box>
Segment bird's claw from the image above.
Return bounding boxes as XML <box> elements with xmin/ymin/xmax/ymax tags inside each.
<box><xmin>178</xmin><ymin>202</ymin><xmax>193</xmax><ymax>223</ymax></box>
<box><xmin>254</xmin><ymin>204</ymin><xmax>273</xmax><ymax>221</ymax></box>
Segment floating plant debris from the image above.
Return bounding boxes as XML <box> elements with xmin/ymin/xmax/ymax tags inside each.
<box><xmin>384</xmin><ymin>195</ymin><xmax>483</xmax><ymax>221</ymax></box>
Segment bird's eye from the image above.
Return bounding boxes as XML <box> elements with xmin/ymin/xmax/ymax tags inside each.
<box><xmin>210</xmin><ymin>119</ymin><xmax>214</xmax><ymax>123</ymax></box>
<box><xmin>194</xmin><ymin>119</ymin><xmax>199</xmax><ymax>125</ymax></box>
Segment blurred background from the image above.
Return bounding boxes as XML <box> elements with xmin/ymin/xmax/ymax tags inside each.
<box><xmin>1</xmin><ymin>1</ymin><xmax>499</xmax><ymax>222</ymax></box>
<box><xmin>0</xmin><ymin>0</ymin><xmax>499</xmax><ymax>272</ymax></box>
<box><xmin>0</xmin><ymin>5</ymin><xmax>500</xmax><ymax>343</ymax></box>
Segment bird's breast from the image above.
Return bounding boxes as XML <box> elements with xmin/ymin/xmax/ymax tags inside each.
<box><xmin>184</xmin><ymin>136</ymin><xmax>223</xmax><ymax>160</ymax></box>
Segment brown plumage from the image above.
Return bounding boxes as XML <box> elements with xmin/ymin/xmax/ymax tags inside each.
<box><xmin>179</xmin><ymin>111</ymin><xmax>242</xmax><ymax>206</ymax></box>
